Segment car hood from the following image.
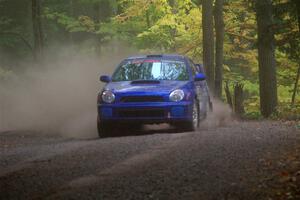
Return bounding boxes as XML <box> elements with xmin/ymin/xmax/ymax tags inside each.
<box><xmin>104</xmin><ymin>80</ymin><xmax>190</xmax><ymax>94</ymax></box>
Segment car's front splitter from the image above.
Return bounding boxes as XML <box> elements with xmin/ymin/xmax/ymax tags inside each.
<box><xmin>98</xmin><ymin>101</ymin><xmax>193</xmax><ymax>123</ymax></box>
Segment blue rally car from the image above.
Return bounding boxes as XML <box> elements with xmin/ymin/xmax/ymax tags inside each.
<box><xmin>97</xmin><ymin>54</ymin><xmax>212</xmax><ymax>137</ymax></box>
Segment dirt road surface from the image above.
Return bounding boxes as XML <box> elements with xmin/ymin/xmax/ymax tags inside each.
<box><xmin>1</xmin><ymin>121</ymin><xmax>299</xmax><ymax>200</ymax></box>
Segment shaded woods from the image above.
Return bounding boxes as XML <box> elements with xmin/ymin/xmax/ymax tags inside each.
<box><xmin>0</xmin><ymin>0</ymin><xmax>299</xmax><ymax>119</ymax></box>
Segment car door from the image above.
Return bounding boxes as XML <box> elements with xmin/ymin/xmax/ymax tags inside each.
<box><xmin>189</xmin><ymin>60</ymin><xmax>208</xmax><ymax>120</ymax></box>
<box><xmin>188</xmin><ymin>59</ymin><xmax>201</xmax><ymax>102</ymax></box>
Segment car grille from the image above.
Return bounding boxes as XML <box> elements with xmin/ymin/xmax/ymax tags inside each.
<box><xmin>120</xmin><ymin>96</ymin><xmax>164</xmax><ymax>103</ymax></box>
<box><xmin>117</xmin><ymin>109</ymin><xmax>165</xmax><ymax>118</ymax></box>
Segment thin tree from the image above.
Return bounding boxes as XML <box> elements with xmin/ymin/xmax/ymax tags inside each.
<box><xmin>255</xmin><ymin>0</ymin><xmax>278</xmax><ymax>117</ymax></box>
<box><xmin>32</xmin><ymin>0</ymin><xmax>44</xmax><ymax>61</ymax></box>
<box><xmin>68</xmin><ymin>0</ymin><xmax>74</xmax><ymax>43</ymax></box>
<box><xmin>214</xmin><ymin>0</ymin><xmax>224</xmax><ymax>99</ymax></box>
<box><xmin>291</xmin><ymin>0</ymin><xmax>300</xmax><ymax>106</ymax></box>
<box><xmin>168</xmin><ymin>0</ymin><xmax>178</xmax><ymax>51</ymax></box>
<box><xmin>111</xmin><ymin>0</ymin><xmax>118</xmax><ymax>15</ymax></box>
<box><xmin>202</xmin><ymin>0</ymin><xmax>215</xmax><ymax>90</ymax></box>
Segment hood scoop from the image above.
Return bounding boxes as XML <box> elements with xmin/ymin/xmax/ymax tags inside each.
<box><xmin>131</xmin><ymin>80</ymin><xmax>160</xmax><ymax>84</ymax></box>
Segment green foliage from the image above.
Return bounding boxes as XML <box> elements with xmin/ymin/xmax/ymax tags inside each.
<box><xmin>270</xmin><ymin>103</ymin><xmax>300</xmax><ymax>120</ymax></box>
<box><xmin>223</xmin><ymin>0</ymin><xmax>258</xmax><ymax>83</ymax></box>
<box><xmin>45</xmin><ymin>9</ymin><xmax>96</xmax><ymax>33</ymax></box>
<box><xmin>0</xmin><ymin>16</ymin><xmax>11</xmax><ymax>27</ymax></box>
<box><xmin>242</xmin><ymin>111</ymin><xmax>263</xmax><ymax>120</ymax></box>
<box><xmin>111</xmin><ymin>0</ymin><xmax>203</xmax><ymax>59</ymax></box>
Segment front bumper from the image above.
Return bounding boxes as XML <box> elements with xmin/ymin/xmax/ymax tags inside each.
<box><xmin>98</xmin><ymin>101</ymin><xmax>193</xmax><ymax>123</ymax></box>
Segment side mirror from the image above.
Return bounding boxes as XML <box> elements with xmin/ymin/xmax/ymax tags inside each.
<box><xmin>194</xmin><ymin>73</ymin><xmax>206</xmax><ymax>81</ymax></box>
<box><xmin>100</xmin><ymin>75</ymin><xmax>111</xmax><ymax>83</ymax></box>
<box><xmin>195</xmin><ymin>64</ymin><xmax>204</xmax><ymax>73</ymax></box>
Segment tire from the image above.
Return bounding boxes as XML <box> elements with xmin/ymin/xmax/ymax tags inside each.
<box><xmin>176</xmin><ymin>99</ymin><xmax>199</xmax><ymax>132</ymax></box>
<box><xmin>200</xmin><ymin>96</ymin><xmax>213</xmax><ymax>121</ymax></box>
<box><xmin>208</xmin><ymin>97</ymin><xmax>214</xmax><ymax>113</ymax></box>
<box><xmin>199</xmin><ymin>97</ymin><xmax>208</xmax><ymax>121</ymax></box>
<box><xmin>97</xmin><ymin>116</ymin><xmax>112</xmax><ymax>138</ymax></box>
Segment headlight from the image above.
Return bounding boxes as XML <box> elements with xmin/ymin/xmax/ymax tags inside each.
<box><xmin>169</xmin><ymin>89</ymin><xmax>184</xmax><ymax>102</ymax></box>
<box><xmin>102</xmin><ymin>90</ymin><xmax>115</xmax><ymax>103</ymax></box>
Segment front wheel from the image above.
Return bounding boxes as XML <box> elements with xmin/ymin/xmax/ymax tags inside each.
<box><xmin>97</xmin><ymin>117</ymin><xmax>113</xmax><ymax>138</ymax></box>
<box><xmin>176</xmin><ymin>100</ymin><xmax>199</xmax><ymax>132</ymax></box>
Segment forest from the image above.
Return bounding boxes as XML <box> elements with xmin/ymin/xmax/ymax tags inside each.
<box><xmin>0</xmin><ymin>0</ymin><xmax>299</xmax><ymax>119</ymax></box>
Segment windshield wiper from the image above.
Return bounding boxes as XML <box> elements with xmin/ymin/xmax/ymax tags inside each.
<box><xmin>131</xmin><ymin>80</ymin><xmax>160</xmax><ymax>84</ymax></box>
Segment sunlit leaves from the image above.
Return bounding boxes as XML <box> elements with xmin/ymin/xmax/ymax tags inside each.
<box><xmin>112</xmin><ymin>0</ymin><xmax>202</xmax><ymax>56</ymax></box>
<box><xmin>45</xmin><ymin>9</ymin><xmax>96</xmax><ymax>33</ymax></box>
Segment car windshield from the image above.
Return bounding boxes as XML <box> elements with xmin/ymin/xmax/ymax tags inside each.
<box><xmin>112</xmin><ymin>60</ymin><xmax>189</xmax><ymax>82</ymax></box>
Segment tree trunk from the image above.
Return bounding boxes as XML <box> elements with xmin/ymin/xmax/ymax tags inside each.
<box><xmin>214</xmin><ymin>0</ymin><xmax>224</xmax><ymax>99</ymax></box>
<box><xmin>291</xmin><ymin>65</ymin><xmax>300</xmax><ymax>106</ymax></box>
<box><xmin>111</xmin><ymin>0</ymin><xmax>118</xmax><ymax>15</ymax></box>
<box><xmin>146</xmin><ymin>10</ymin><xmax>151</xmax><ymax>29</ymax></box>
<box><xmin>233</xmin><ymin>83</ymin><xmax>245</xmax><ymax>116</ymax></box>
<box><xmin>69</xmin><ymin>0</ymin><xmax>74</xmax><ymax>43</ymax></box>
<box><xmin>168</xmin><ymin>0</ymin><xmax>177</xmax><ymax>51</ymax></box>
<box><xmin>291</xmin><ymin>0</ymin><xmax>300</xmax><ymax>106</ymax></box>
<box><xmin>93</xmin><ymin>0</ymin><xmax>112</xmax><ymax>55</ymax></box>
<box><xmin>224</xmin><ymin>81</ymin><xmax>233</xmax><ymax>108</ymax></box>
<box><xmin>202</xmin><ymin>0</ymin><xmax>215</xmax><ymax>91</ymax></box>
<box><xmin>95</xmin><ymin>0</ymin><xmax>112</xmax><ymax>22</ymax></box>
<box><xmin>94</xmin><ymin>2</ymin><xmax>101</xmax><ymax>23</ymax></box>
<box><xmin>294</xmin><ymin>0</ymin><xmax>300</xmax><ymax>31</ymax></box>
<box><xmin>32</xmin><ymin>0</ymin><xmax>43</xmax><ymax>61</ymax></box>
<box><xmin>255</xmin><ymin>0</ymin><xmax>277</xmax><ymax>117</ymax></box>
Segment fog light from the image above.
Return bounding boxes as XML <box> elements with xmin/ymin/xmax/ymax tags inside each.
<box><xmin>101</xmin><ymin>108</ymin><xmax>113</xmax><ymax>118</ymax></box>
<box><xmin>171</xmin><ymin>106</ymin><xmax>185</xmax><ymax>117</ymax></box>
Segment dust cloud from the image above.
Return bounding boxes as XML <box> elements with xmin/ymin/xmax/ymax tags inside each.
<box><xmin>0</xmin><ymin>45</ymin><xmax>134</xmax><ymax>138</ymax></box>
<box><xmin>0</xmin><ymin>47</ymin><xmax>234</xmax><ymax>138</ymax></box>
<box><xmin>200</xmin><ymin>99</ymin><xmax>236</xmax><ymax>129</ymax></box>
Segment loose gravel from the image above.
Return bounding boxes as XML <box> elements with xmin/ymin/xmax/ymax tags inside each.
<box><xmin>0</xmin><ymin>121</ymin><xmax>299</xmax><ymax>200</ymax></box>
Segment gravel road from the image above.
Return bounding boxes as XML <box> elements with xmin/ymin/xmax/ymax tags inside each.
<box><xmin>0</xmin><ymin>121</ymin><xmax>299</xmax><ymax>200</ymax></box>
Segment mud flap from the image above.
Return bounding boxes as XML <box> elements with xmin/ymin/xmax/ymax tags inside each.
<box><xmin>209</xmin><ymin>101</ymin><xmax>213</xmax><ymax>112</ymax></box>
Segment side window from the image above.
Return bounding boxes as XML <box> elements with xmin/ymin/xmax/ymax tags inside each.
<box><xmin>197</xmin><ymin>64</ymin><xmax>205</xmax><ymax>73</ymax></box>
<box><xmin>188</xmin><ymin>59</ymin><xmax>198</xmax><ymax>76</ymax></box>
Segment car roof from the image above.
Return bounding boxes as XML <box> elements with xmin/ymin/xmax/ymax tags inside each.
<box><xmin>126</xmin><ymin>54</ymin><xmax>186</xmax><ymax>61</ymax></box>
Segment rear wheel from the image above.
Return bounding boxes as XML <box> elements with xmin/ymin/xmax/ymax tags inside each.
<box><xmin>200</xmin><ymin>96</ymin><xmax>213</xmax><ymax>121</ymax></box>
<box><xmin>209</xmin><ymin>97</ymin><xmax>213</xmax><ymax>112</ymax></box>
<box><xmin>199</xmin><ymin>97</ymin><xmax>208</xmax><ymax>121</ymax></box>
